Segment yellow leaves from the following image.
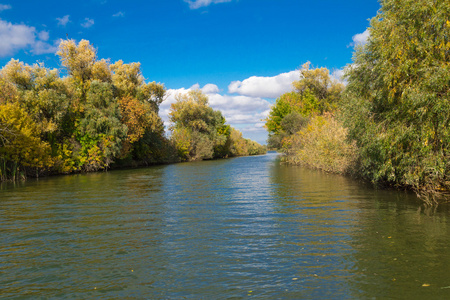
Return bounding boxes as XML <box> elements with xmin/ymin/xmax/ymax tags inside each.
<box><xmin>0</xmin><ymin>103</ymin><xmax>53</xmax><ymax>168</ymax></box>
<box><xmin>111</xmin><ymin>60</ymin><xmax>143</xmax><ymax>97</ymax></box>
<box><xmin>58</xmin><ymin>39</ymin><xmax>97</xmax><ymax>73</ymax></box>
<box><xmin>1</xmin><ymin>59</ymin><xmax>33</xmax><ymax>89</ymax></box>
<box><xmin>119</xmin><ymin>96</ymin><xmax>155</xmax><ymax>142</ymax></box>
<box><xmin>57</xmin><ymin>39</ymin><xmax>98</xmax><ymax>93</ymax></box>
<box><xmin>283</xmin><ymin>114</ymin><xmax>357</xmax><ymax>174</ymax></box>
<box><xmin>0</xmin><ymin>76</ymin><xmax>19</xmax><ymax>104</ymax></box>
<box><xmin>92</xmin><ymin>59</ymin><xmax>112</xmax><ymax>83</ymax></box>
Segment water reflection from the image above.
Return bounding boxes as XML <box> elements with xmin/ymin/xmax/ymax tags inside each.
<box><xmin>1</xmin><ymin>153</ymin><xmax>450</xmax><ymax>299</ymax></box>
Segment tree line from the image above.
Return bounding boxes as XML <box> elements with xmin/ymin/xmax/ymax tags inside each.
<box><xmin>0</xmin><ymin>40</ymin><xmax>265</xmax><ymax>181</ymax></box>
<box><xmin>265</xmin><ymin>0</ymin><xmax>450</xmax><ymax>204</ymax></box>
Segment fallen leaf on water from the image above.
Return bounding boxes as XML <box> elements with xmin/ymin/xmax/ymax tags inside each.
<box><xmin>292</xmin><ymin>278</ymin><xmax>298</xmax><ymax>281</ymax></box>
<box><xmin>422</xmin><ymin>283</ymin><xmax>431</xmax><ymax>287</ymax></box>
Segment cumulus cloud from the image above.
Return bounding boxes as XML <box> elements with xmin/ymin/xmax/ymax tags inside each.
<box><xmin>228</xmin><ymin>70</ymin><xmax>299</xmax><ymax>99</ymax></box>
<box><xmin>351</xmin><ymin>29</ymin><xmax>370</xmax><ymax>47</ymax></box>
<box><xmin>160</xmin><ymin>83</ymin><xmax>271</xmax><ymax>133</ymax></box>
<box><xmin>0</xmin><ymin>19</ymin><xmax>34</xmax><ymax>56</ymax></box>
<box><xmin>184</xmin><ymin>0</ymin><xmax>232</xmax><ymax>9</ymax></box>
<box><xmin>56</xmin><ymin>15</ymin><xmax>70</xmax><ymax>26</ymax></box>
<box><xmin>201</xmin><ymin>83</ymin><xmax>220</xmax><ymax>94</ymax></box>
<box><xmin>81</xmin><ymin>18</ymin><xmax>94</xmax><ymax>28</ymax></box>
<box><xmin>0</xmin><ymin>4</ymin><xmax>11</xmax><ymax>11</ymax></box>
<box><xmin>0</xmin><ymin>19</ymin><xmax>58</xmax><ymax>56</ymax></box>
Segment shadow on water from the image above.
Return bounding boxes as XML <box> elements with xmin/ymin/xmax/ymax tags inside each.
<box><xmin>269</xmin><ymin>157</ymin><xmax>450</xmax><ymax>299</ymax></box>
<box><xmin>1</xmin><ymin>152</ymin><xmax>450</xmax><ymax>299</ymax></box>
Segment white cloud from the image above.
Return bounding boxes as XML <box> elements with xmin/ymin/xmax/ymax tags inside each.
<box><xmin>0</xmin><ymin>19</ymin><xmax>58</xmax><ymax>56</ymax></box>
<box><xmin>32</xmin><ymin>39</ymin><xmax>59</xmax><ymax>55</ymax></box>
<box><xmin>113</xmin><ymin>11</ymin><xmax>124</xmax><ymax>17</ymax></box>
<box><xmin>0</xmin><ymin>19</ymin><xmax>35</xmax><ymax>56</ymax></box>
<box><xmin>0</xmin><ymin>4</ymin><xmax>11</xmax><ymax>11</ymax></box>
<box><xmin>228</xmin><ymin>70</ymin><xmax>299</xmax><ymax>99</ymax></box>
<box><xmin>38</xmin><ymin>30</ymin><xmax>49</xmax><ymax>41</ymax></box>
<box><xmin>81</xmin><ymin>18</ymin><xmax>94</xmax><ymax>28</ymax></box>
<box><xmin>160</xmin><ymin>84</ymin><xmax>271</xmax><ymax>135</ymax></box>
<box><xmin>184</xmin><ymin>0</ymin><xmax>232</xmax><ymax>9</ymax></box>
<box><xmin>56</xmin><ymin>15</ymin><xmax>70</xmax><ymax>26</ymax></box>
<box><xmin>351</xmin><ymin>29</ymin><xmax>370</xmax><ymax>47</ymax></box>
<box><xmin>202</xmin><ymin>83</ymin><xmax>219</xmax><ymax>94</ymax></box>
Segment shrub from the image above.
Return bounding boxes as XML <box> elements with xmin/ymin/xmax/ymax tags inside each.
<box><xmin>283</xmin><ymin>114</ymin><xmax>357</xmax><ymax>174</ymax></box>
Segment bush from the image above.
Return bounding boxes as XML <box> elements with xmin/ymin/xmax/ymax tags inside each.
<box><xmin>283</xmin><ymin>114</ymin><xmax>357</xmax><ymax>174</ymax></box>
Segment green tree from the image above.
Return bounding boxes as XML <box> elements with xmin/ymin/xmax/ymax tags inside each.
<box><xmin>294</xmin><ymin>62</ymin><xmax>344</xmax><ymax>113</ymax></box>
<box><xmin>169</xmin><ymin>90</ymin><xmax>230</xmax><ymax>160</ymax></box>
<box><xmin>344</xmin><ymin>0</ymin><xmax>450</xmax><ymax>202</ymax></box>
<box><xmin>74</xmin><ymin>81</ymin><xmax>127</xmax><ymax>171</ymax></box>
<box><xmin>1</xmin><ymin>60</ymin><xmax>71</xmax><ymax>141</ymax></box>
<box><xmin>266</xmin><ymin>64</ymin><xmax>343</xmax><ymax>149</ymax></box>
<box><xmin>169</xmin><ymin>89</ymin><xmax>264</xmax><ymax>160</ymax></box>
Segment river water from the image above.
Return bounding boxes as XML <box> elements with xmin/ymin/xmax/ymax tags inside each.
<box><xmin>1</xmin><ymin>152</ymin><xmax>450</xmax><ymax>299</ymax></box>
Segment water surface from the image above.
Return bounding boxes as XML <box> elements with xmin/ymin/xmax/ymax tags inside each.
<box><xmin>1</xmin><ymin>153</ymin><xmax>450</xmax><ymax>299</ymax></box>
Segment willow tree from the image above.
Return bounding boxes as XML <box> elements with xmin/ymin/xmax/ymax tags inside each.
<box><xmin>344</xmin><ymin>0</ymin><xmax>450</xmax><ymax>202</ymax></box>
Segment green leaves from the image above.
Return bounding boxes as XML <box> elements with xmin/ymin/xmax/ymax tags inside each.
<box><xmin>344</xmin><ymin>0</ymin><xmax>450</xmax><ymax>202</ymax></box>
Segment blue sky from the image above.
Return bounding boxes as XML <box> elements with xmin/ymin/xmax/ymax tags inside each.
<box><xmin>0</xmin><ymin>0</ymin><xmax>380</xmax><ymax>144</ymax></box>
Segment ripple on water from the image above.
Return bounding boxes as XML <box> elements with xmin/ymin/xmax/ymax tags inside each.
<box><xmin>1</xmin><ymin>154</ymin><xmax>450</xmax><ymax>299</ymax></box>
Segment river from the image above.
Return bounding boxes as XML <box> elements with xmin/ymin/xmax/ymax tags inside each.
<box><xmin>1</xmin><ymin>152</ymin><xmax>450</xmax><ymax>299</ymax></box>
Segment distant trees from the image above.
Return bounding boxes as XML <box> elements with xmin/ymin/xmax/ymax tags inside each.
<box><xmin>169</xmin><ymin>89</ymin><xmax>265</xmax><ymax>161</ymax></box>
<box><xmin>265</xmin><ymin>63</ymin><xmax>347</xmax><ymax>154</ymax></box>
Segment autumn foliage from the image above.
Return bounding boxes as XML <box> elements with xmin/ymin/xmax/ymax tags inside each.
<box><xmin>0</xmin><ymin>39</ymin><xmax>263</xmax><ymax>180</ymax></box>
<box><xmin>0</xmin><ymin>39</ymin><xmax>169</xmax><ymax>179</ymax></box>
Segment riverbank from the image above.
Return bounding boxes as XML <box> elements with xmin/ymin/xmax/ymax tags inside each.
<box><xmin>265</xmin><ymin>0</ymin><xmax>450</xmax><ymax>205</ymax></box>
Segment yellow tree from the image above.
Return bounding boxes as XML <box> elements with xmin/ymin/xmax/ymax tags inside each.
<box><xmin>0</xmin><ymin>103</ymin><xmax>53</xmax><ymax>180</ymax></box>
<box><xmin>57</xmin><ymin>39</ymin><xmax>111</xmax><ymax>103</ymax></box>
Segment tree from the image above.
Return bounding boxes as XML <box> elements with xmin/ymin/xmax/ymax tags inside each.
<box><xmin>111</xmin><ymin>60</ymin><xmax>166</xmax><ymax>111</ymax></box>
<box><xmin>118</xmin><ymin>95</ymin><xmax>163</xmax><ymax>158</ymax></box>
<box><xmin>169</xmin><ymin>90</ymin><xmax>230</xmax><ymax>160</ymax></box>
<box><xmin>75</xmin><ymin>81</ymin><xmax>127</xmax><ymax>171</ymax></box>
<box><xmin>293</xmin><ymin>62</ymin><xmax>344</xmax><ymax>113</ymax></box>
<box><xmin>0</xmin><ymin>39</ymin><xmax>172</xmax><ymax>180</ymax></box>
<box><xmin>168</xmin><ymin>89</ymin><xmax>264</xmax><ymax>160</ymax></box>
<box><xmin>265</xmin><ymin>64</ymin><xmax>343</xmax><ymax>149</ymax></box>
<box><xmin>0</xmin><ymin>103</ymin><xmax>53</xmax><ymax>180</ymax></box>
<box><xmin>1</xmin><ymin>60</ymin><xmax>71</xmax><ymax>137</ymax></box>
<box><xmin>57</xmin><ymin>40</ymin><xmax>111</xmax><ymax>101</ymax></box>
<box><xmin>344</xmin><ymin>0</ymin><xmax>450</xmax><ymax>202</ymax></box>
